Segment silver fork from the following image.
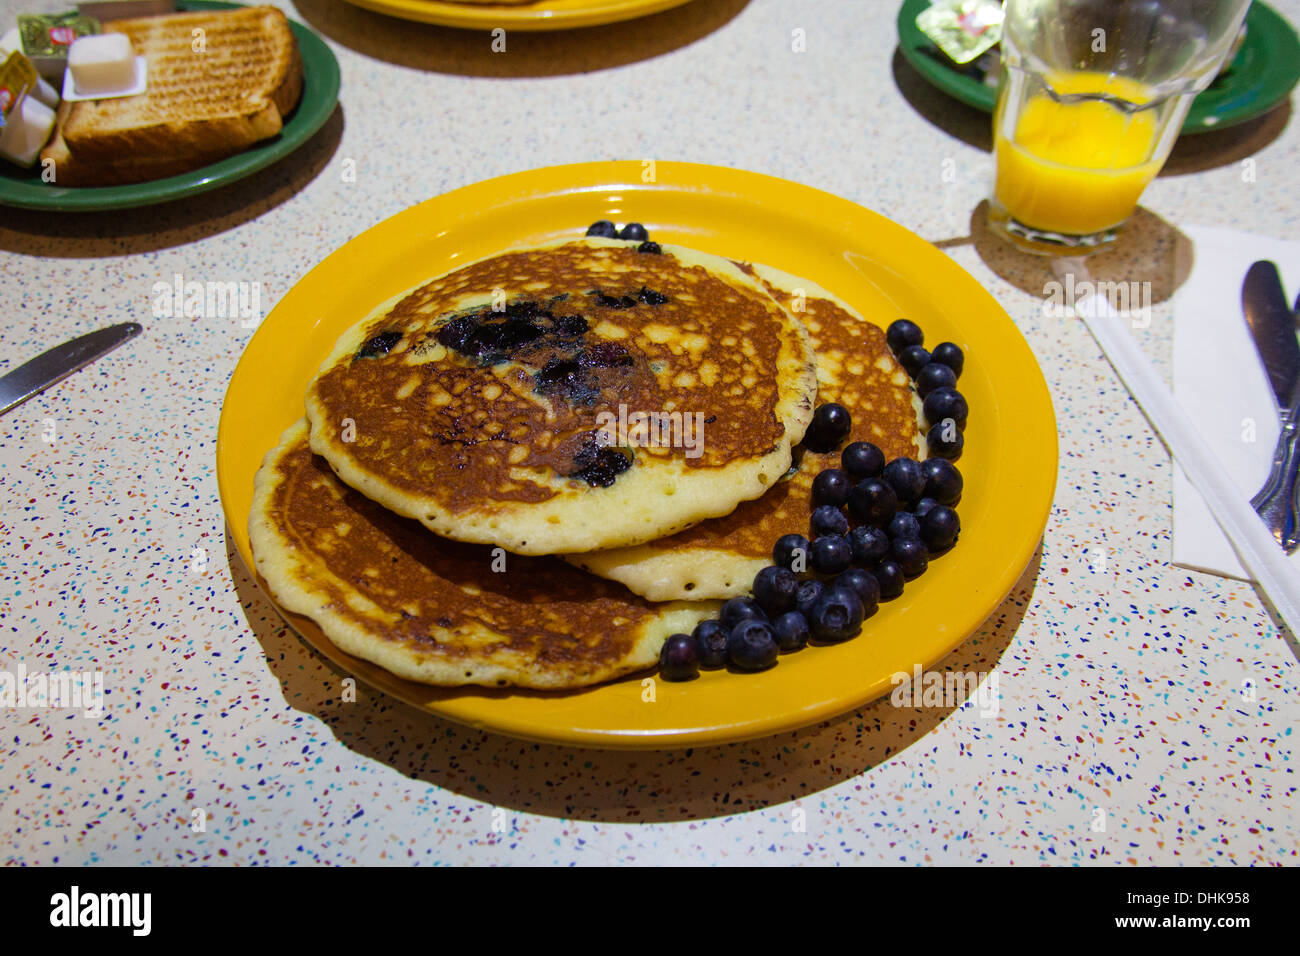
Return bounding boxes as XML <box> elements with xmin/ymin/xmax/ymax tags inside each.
<box><xmin>1289</xmin><ymin>289</ymin><xmax>1300</xmax><ymax>551</ymax></box>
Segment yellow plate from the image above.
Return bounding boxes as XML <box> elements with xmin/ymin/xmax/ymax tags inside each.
<box><xmin>339</xmin><ymin>0</ymin><xmax>695</xmax><ymax>31</ymax></box>
<box><xmin>217</xmin><ymin>160</ymin><xmax>1057</xmax><ymax>750</ymax></box>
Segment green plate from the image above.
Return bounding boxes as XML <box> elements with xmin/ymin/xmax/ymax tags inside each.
<box><xmin>0</xmin><ymin>1</ymin><xmax>340</xmax><ymax>211</ymax></box>
<box><xmin>897</xmin><ymin>0</ymin><xmax>1300</xmax><ymax>134</ymax></box>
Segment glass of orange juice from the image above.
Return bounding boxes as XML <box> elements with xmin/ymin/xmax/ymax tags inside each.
<box><xmin>989</xmin><ymin>0</ymin><xmax>1251</xmax><ymax>255</ymax></box>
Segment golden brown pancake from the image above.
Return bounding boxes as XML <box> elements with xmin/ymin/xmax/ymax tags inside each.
<box><xmin>304</xmin><ymin>239</ymin><xmax>818</xmax><ymax>555</ymax></box>
<box><xmin>568</xmin><ymin>264</ymin><xmax>924</xmax><ymax>600</ymax></box>
<box><xmin>249</xmin><ymin>421</ymin><xmax>716</xmax><ymax>689</ymax></box>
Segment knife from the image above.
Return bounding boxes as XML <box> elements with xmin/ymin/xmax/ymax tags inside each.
<box><xmin>1242</xmin><ymin>261</ymin><xmax>1300</xmax><ymax>551</ymax></box>
<box><xmin>0</xmin><ymin>323</ymin><xmax>143</xmax><ymax>417</ymax></box>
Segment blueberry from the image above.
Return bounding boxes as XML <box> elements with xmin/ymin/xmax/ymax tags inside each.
<box><xmin>773</xmin><ymin>533</ymin><xmax>810</xmax><ymax>572</ymax></box>
<box><xmin>637</xmin><ymin>241</ymin><xmax>662</xmax><ymax>254</ymax></box>
<box><xmin>432</xmin><ymin>317</ymin><xmax>475</xmax><ymax>354</ymax></box>
<box><xmin>927</xmin><ymin>422</ymin><xmax>964</xmax><ymax>460</ymax></box>
<box><xmin>882</xmin><ymin>457</ymin><xmax>925</xmax><ymax>504</ymax></box>
<box><xmin>809</xmin><ymin>534</ymin><xmax>853</xmax><ymax>575</ymax></box>
<box><xmin>618</xmin><ymin>222</ymin><xmax>649</xmax><ymax>242</ymax></box>
<box><xmin>899</xmin><ymin>344</ymin><xmax>931</xmax><ymax>379</ymax></box>
<box><xmin>920</xmin><ymin>505</ymin><xmax>961</xmax><ymax>552</ymax></box>
<box><xmin>568</xmin><ymin>440</ymin><xmax>632</xmax><ymax>487</ymax></box>
<box><xmin>692</xmin><ymin>619</ymin><xmax>729</xmax><ymax>669</ymax></box>
<box><xmin>849</xmin><ymin>525</ymin><xmax>890</xmax><ymax>566</ymax></box>
<box><xmin>921</xmin><ymin>458</ymin><xmax>963</xmax><ymax>504</ymax></box>
<box><xmin>915</xmin><ymin>362</ymin><xmax>958</xmax><ymax>398</ymax></box>
<box><xmin>585</xmin><ymin>220</ymin><xmax>618</xmax><ymax>238</ymax></box>
<box><xmin>930</xmin><ymin>342</ymin><xmax>964</xmax><ymax>377</ymax></box>
<box><xmin>888</xmin><ymin>512</ymin><xmax>921</xmax><ymax>541</ymax></box>
<box><xmin>873</xmin><ymin>560</ymin><xmax>905</xmax><ymax>600</ymax></box>
<box><xmin>802</xmin><ymin>425</ymin><xmax>834</xmax><ymax>453</ymax></box>
<box><xmin>913</xmin><ymin>496</ymin><xmax>939</xmax><ymax>519</ymax></box>
<box><xmin>720</xmin><ymin>596</ymin><xmax>767</xmax><ymax>630</ymax></box>
<box><xmin>553</xmin><ymin>313</ymin><xmax>590</xmax><ymax>337</ymax></box>
<box><xmin>810</xmin><ymin>504</ymin><xmax>849</xmax><ymax>538</ymax></box>
<box><xmin>814</xmin><ymin>403</ymin><xmax>853</xmax><ymax>435</ymax></box>
<box><xmin>727</xmin><ymin>619</ymin><xmax>778</xmax><ymax>671</ymax></box>
<box><xmin>848</xmin><ymin>477</ymin><xmax>899</xmax><ymax>526</ymax></box>
<box><xmin>841</xmin><ymin>441</ymin><xmax>885</xmax><ymax>479</ymax></box>
<box><xmin>357</xmin><ymin>329</ymin><xmax>404</xmax><ymax>360</ymax></box>
<box><xmin>772</xmin><ymin>611</ymin><xmax>811</xmax><ymax>652</ymax></box>
<box><xmin>833</xmin><ymin>568</ymin><xmax>880</xmax><ymax>610</ymax></box>
<box><xmin>891</xmin><ymin>537</ymin><xmax>929</xmax><ymax>579</ymax></box>
<box><xmin>795</xmin><ymin>579</ymin><xmax>826</xmax><ymax>617</ymax></box>
<box><xmin>753</xmin><ymin>565</ymin><xmax>799</xmax><ymax>615</ymax></box>
<box><xmin>923</xmin><ymin>387</ymin><xmax>968</xmax><ymax>431</ymax></box>
<box><xmin>803</xmin><ymin>403</ymin><xmax>853</xmax><ymax>453</ymax></box>
<box><xmin>811</xmin><ymin>468</ymin><xmax>852</xmax><ymax>508</ymax></box>
<box><xmin>886</xmin><ymin>319</ymin><xmax>923</xmax><ymax>354</ymax></box>
<box><xmin>659</xmin><ymin>633</ymin><xmax>698</xmax><ymax>681</ymax></box>
<box><xmin>809</xmin><ymin>588</ymin><xmax>865</xmax><ymax>642</ymax></box>
<box><xmin>579</xmin><ymin>342</ymin><xmax>632</xmax><ymax>370</ymax></box>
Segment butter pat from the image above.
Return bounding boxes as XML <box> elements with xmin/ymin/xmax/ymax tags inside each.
<box><xmin>29</xmin><ymin>74</ymin><xmax>60</xmax><ymax>110</ymax></box>
<box><xmin>68</xmin><ymin>33</ymin><xmax>135</xmax><ymax>95</ymax></box>
<box><xmin>0</xmin><ymin>92</ymin><xmax>56</xmax><ymax>167</ymax></box>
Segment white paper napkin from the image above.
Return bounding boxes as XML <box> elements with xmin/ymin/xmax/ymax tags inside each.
<box><xmin>1172</xmin><ymin>225</ymin><xmax>1300</xmax><ymax>580</ymax></box>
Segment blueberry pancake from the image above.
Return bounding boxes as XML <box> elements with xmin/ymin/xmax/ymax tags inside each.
<box><xmin>568</xmin><ymin>265</ymin><xmax>925</xmax><ymax>600</ymax></box>
<box><xmin>249</xmin><ymin>420</ymin><xmax>717</xmax><ymax>689</ymax></box>
<box><xmin>304</xmin><ymin>239</ymin><xmax>818</xmax><ymax>555</ymax></box>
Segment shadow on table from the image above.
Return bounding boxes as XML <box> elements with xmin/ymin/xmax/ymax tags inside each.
<box><xmin>229</xmin><ymin>530</ymin><xmax>1042</xmax><ymax>823</ymax></box>
<box><xmin>891</xmin><ymin>46</ymin><xmax>1291</xmax><ymax>176</ymax></box>
<box><xmin>0</xmin><ymin>105</ymin><xmax>343</xmax><ymax>259</ymax></box>
<box><xmin>289</xmin><ymin>0</ymin><xmax>749</xmax><ymax>77</ymax></box>
<box><xmin>931</xmin><ymin>199</ymin><xmax>1192</xmax><ymax>308</ymax></box>
<box><xmin>1162</xmin><ymin>100</ymin><xmax>1292</xmax><ymax>176</ymax></box>
<box><xmin>891</xmin><ymin>47</ymin><xmax>992</xmax><ymax>153</ymax></box>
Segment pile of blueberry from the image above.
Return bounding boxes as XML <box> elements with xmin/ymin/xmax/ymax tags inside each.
<box><xmin>887</xmin><ymin>318</ymin><xmax>968</xmax><ymax>462</ymax></box>
<box><xmin>657</xmin><ymin>318</ymin><xmax>969</xmax><ymax>681</ymax></box>
<box><xmin>586</xmin><ymin>220</ymin><xmax>661</xmax><ymax>255</ymax></box>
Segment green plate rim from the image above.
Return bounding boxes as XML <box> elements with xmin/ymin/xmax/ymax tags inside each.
<box><xmin>896</xmin><ymin>0</ymin><xmax>1300</xmax><ymax>135</ymax></box>
<box><xmin>0</xmin><ymin>0</ymin><xmax>341</xmax><ymax>212</ymax></box>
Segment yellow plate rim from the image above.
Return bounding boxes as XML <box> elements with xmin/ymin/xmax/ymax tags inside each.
<box><xmin>217</xmin><ymin>159</ymin><xmax>1058</xmax><ymax>750</ymax></box>
<box><xmin>339</xmin><ymin>0</ymin><xmax>696</xmax><ymax>31</ymax></box>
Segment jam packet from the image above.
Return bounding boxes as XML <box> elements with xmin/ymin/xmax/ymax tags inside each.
<box><xmin>0</xmin><ymin>49</ymin><xmax>39</xmax><ymax>126</ymax></box>
<box><xmin>0</xmin><ymin>49</ymin><xmax>57</xmax><ymax>166</ymax></box>
<box><xmin>916</xmin><ymin>0</ymin><xmax>1004</xmax><ymax>66</ymax></box>
<box><xmin>17</xmin><ymin>12</ymin><xmax>100</xmax><ymax>80</ymax></box>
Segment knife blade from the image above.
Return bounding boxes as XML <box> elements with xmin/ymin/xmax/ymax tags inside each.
<box><xmin>0</xmin><ymin>323</ymin><xmax>142</xmax><ymax>417</ymax></box>
<box><xmin>1242</xmin><ymin>261</ymin><xmax>1300</xmax><ymax>406</ymax></box>
<box><xmin>1242</xmin><ymin>261</ymin><xmax>1300</xmax><ymax>551</ymax></box>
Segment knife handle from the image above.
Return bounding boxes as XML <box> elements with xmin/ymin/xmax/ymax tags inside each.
<box><xmin>1288</xmin><ymin>443</ymin><xmax>1300</xmax><ymax>554</ymax></box>
<box><xmin>1252</xmin><ymin>403</ymin><xmax>1300</xmax><ymax>552</ymax></box>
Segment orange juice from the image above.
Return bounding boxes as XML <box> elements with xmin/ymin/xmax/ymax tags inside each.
<box><xmin>994</xmin><ymin>73</ymin><xmax>1164</xmax><ymax>236</ymax></box>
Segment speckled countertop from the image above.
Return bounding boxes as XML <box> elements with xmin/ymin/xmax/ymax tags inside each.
<box><xmin>2</xmin><ymin>0</ymin><xmax>1296</xmax><ymax>866</ymax></box>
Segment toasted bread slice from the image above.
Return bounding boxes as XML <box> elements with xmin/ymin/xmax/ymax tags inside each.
<box><xmin>42</xmin><ymin>6</ymin><xmax>302</xmax><ymax>186</ymax></box>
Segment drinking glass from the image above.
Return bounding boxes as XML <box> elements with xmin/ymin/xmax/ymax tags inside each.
<box><xmin>989</xmin><ymin>0</ymin><xmax>1251</xmax><ymax>255</ymax></box>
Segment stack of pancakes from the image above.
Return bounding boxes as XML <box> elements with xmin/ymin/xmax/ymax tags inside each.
<box><xmin>249</xmin><ymin>238</ymin><xmax>924</xmax><ymax>690</ymax></box>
